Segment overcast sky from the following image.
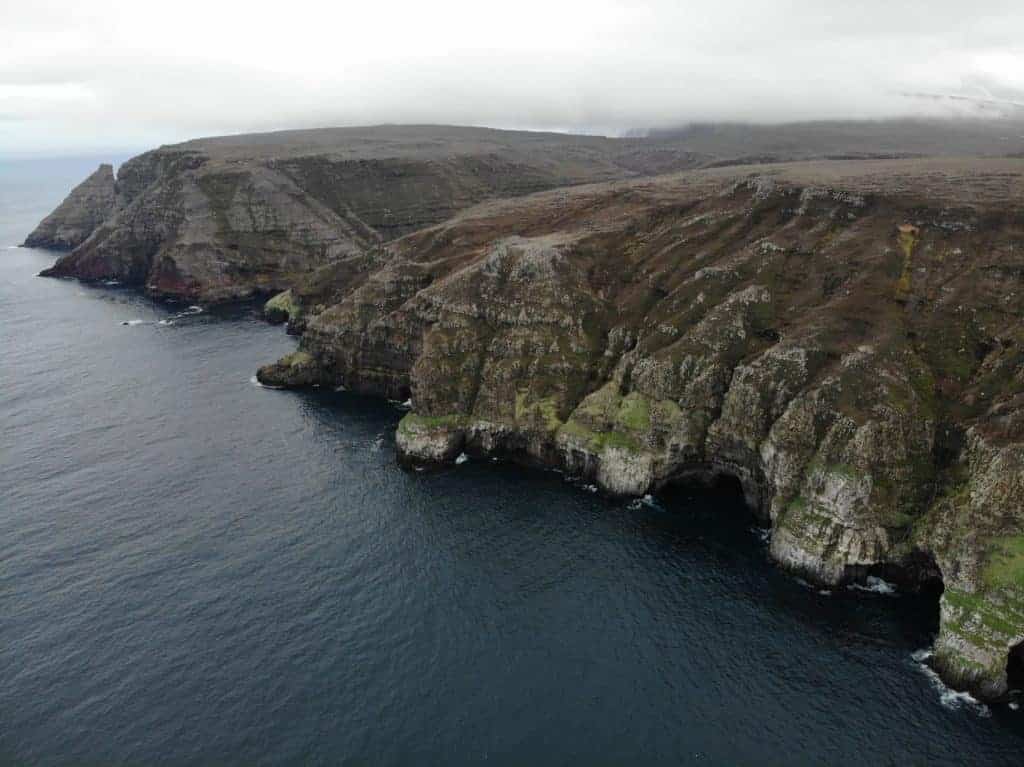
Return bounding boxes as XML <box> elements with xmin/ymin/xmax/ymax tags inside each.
<box><xmin>3</xmin><ymin>0</ymin><xmax>1024</xmax><ymax>155</ymax></box>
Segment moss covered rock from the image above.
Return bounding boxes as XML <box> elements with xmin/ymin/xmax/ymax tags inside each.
<box><xmin>255</xmin><ymin>351</ymin><xmax>326</xmax><ymax>388</ymax></box>
<box><xmin>263</xmin><ymin>289</ymin><xmax>299</xmax><ymax>325</ymax></box>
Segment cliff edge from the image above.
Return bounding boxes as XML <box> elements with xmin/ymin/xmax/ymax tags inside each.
<box><xmin>258</xmin><ymin>157</ymin><xmax>1024</xmax><ymax>701</ymax></box>
<box><xmin>30</xmin><ymin>120</ymin><xmax>1024</xmax><ymax>302</ymax></box>
<box><xmin>32</xmin><ymin>126</ymin><xmax>706</xmax><ymax>301</ymax></box>
<box><xmin>24</xmin><ymin>164</ymin><xmax>116</xmax><ymax>250</ymax></box>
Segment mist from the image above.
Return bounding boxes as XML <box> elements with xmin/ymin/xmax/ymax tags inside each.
<box><xmin>3</xmin><ymin>0</ymin><xmax>1024</xmax><ymax>155</ymax></box>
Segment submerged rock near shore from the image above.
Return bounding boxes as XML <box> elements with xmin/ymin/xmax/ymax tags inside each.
<box><xmin>257</xmin><ymin>157</ymin><xmax>1024</xmax><ymax>701</ymax></box>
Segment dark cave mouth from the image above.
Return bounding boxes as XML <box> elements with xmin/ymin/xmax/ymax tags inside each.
<box><xmin>656</xmin><ymin>469</ymin><xmax>767</xmax><ymax>530</ymax></box>
<box><xmin>851</xmin><ymin>552</ymin><xmax>945</xmax><ymax>597</ymax></box>
<box><xmin>658</xmin><ymin>463</ymin><xmax>770</xmax><ymax>527</ymax></box>
<box><xmin>1007</xmin><ymin>641</ymin><xmax>1024</xmax><ymax>692</ymax></box>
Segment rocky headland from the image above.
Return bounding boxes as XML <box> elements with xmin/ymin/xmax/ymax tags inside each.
<box><xmin>24</xmin><ymin>163</ymin><xmax>116</xmax><ymax>250</ymax></box>
<box><xmin>28</xmin><ymin>122</ymin><xmax>1024</xmax><ymax>702</ymax></box>
<box><xmin>30</xmin><ymin>120</ymin><xmax>1022</xmax><ymax>301</ymax></box>
<box><xmin>30</xmin><ymin>126</ymin><xmax>710</xmax><ymax>301</ymax></box>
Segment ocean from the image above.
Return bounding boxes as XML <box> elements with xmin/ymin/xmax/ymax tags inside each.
<box><xmin>2</xmin><ymin>157</ymin><xmax>1023</xmax><ymax>765</ymax></box>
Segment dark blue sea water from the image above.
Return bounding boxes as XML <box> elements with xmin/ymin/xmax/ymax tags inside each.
<box><xmin>3</xmin><ymin>159</ymin><xmax>1024</xmax><ymax>765</ymax></box>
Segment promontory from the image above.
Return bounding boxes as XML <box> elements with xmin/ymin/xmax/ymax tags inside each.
<box><xmin>27</xmin><ymin>121</ymin><xmax>1024</xmax><ymax>702</ymax></box>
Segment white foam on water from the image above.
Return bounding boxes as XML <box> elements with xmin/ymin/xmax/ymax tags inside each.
<box><xmin>103</xmin><ymin>280</ymin><xmax>121</xmax><ymax>286</ymax></box>
<box><xmin>912</xmin><ymin>650</ymin><xmax>991</xmax><ymax>716</ymax></box>
<box><xmin>849</xmin><ymin>576</ymin><xmax>897</xmax><ymax>596</ymax></box>
<box><xmin>165</xmin><ymin>306</ymin><xmax>205</xmax><ymax>321</ymax></box>
<box><xmin>750</xmin><ymin>526</ymin><xmax>771</xmax><ymax>544</ymax></box>
<box><xmin>627</xmin><ymin>492</ymin><xmax>660</xmax><ymax>510</ymax></box>
<box><xmin>121</xmin><ymin>319</ymin><xmax>146</xmax><ymax>326</ymax></box>
<box><xmin>249</xmin><ymin>375</ymin><xmax>281</xmax><ymax>390</ymax></box>
<box><xmin>334</xmin><ymin>384</ymin><xmax>348</xmax><ymax>392</ymax></box>
<box><xmin>1010</xmin><ymin>701</ymin><xmax>1020</xmax><ymax>711</ymax></box>
<box><xmin>158</xmin><ymin>319</ymin><xmax>174</xmax><ymax>326</ymax></box>
<box><xmin>818</xmin><ymin>589</ymin><xmax>832</xmax><ymax>596</ymax></box>
<box><xmin>455</xmin><ymin>452</ymin><xmax>469</xmax><ymax>465</ymax></box>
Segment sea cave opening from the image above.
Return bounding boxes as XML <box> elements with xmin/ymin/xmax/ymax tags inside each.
<box><xmin>856</xmin><ymin>551</ymin><xmax>944</xmax><ymax>636</ymax></box>
<box><xmin>1006</xmin><ymin>641</ymin><xmax>1024</xmax><ymax>693</ymax></box>
<box><xmin>656</xmin><ymin>467</ymin><xmax>767</xmax><ymax>530</ymax></box>
<box><xmin>682</xmin><ymin>464</ymin><xmax>764</xmax><ymax>515</ymax></box>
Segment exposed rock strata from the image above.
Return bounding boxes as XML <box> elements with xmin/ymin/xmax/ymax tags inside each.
<box><xmin>28</xmin><ymin>123</ymin><xmax>1024</xmax><ymax>702</ymax></box>
<box><xmin>24</xmin><ymin>164</ymin><xmax>116</xmax><ymax>250</ymax></box>
<box><xmin>258</xmin><ymin>158</ymin><xmax>1024</xmax><ymax>701</ymax></box>
<box><xmin>32</xmin><ymin>120</ymin><xmax>1024</xmax><ymax>301</ymax></box>
<box><xmin>33</xmin><ymin>126</ymin><xmax>709</xmax><ymax>301</ymax></box>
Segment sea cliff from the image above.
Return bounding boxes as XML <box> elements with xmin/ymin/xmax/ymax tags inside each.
<box><xmin>31</xmin><ymin>126</ymin><xmax>705</xmax><ymax>301</ymax></box>
<box><xmin>27</xmin><ymin>124</ymin><xmax>1024</xmax><ymax>702</ymax></box>
<box><xmin>257</xmin><ymin>158</ymin><xmax>1024</xmax><ymax>701</ymax></box>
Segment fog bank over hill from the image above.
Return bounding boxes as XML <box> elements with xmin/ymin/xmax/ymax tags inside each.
<box><xmin>3</xmin><ymin>0</ymin><xmax>1024</xmax><ymax>153</ymax></box>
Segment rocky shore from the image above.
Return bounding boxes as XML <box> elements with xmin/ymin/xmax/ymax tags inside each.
<box><xmin>27</xmin><ymin>124</ymin><xmax>1024</xmax><ymax>702</ymax></box>
<box><xmin>256</xmin><ymin>158</ymin><xmax>1024</xmax><ymax>702</ymax></box>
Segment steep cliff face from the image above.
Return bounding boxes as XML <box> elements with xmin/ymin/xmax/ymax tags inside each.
<box><xmin>258</xmin><ymin>157</ymin><xmax>1024</xmax><ymax>701</ymax></box>
<box><xmin>34</xmin><ymin>126</ymin><xmax>708</xmax><ymax>301</ymax></box>
<box><xmin>23</xmin><ymin>164</ymin><xmax>116</xmax><ymax>250</ymax></box>
<box><xmin>35</xmin><ymin>120</ymin><xmax>1024</xmax><ymax>302</ymax></box>
<box><xmin>42</xmin><ymin>152</ymin><xmax>381</xmax><ymax>301</ymax></box>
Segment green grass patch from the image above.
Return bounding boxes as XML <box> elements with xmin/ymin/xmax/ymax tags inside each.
<box><xmin>616</xmin><ymin>392</ymin><xmax>651</xmax><ymax>431</ymax></box>
<box><xmin>983</xmin><ymin>536</ymin><xmax>1024</xmax><ymax>590</ymax></box>
<box><xmin>514</xmin><ymin>391</ymin><xmax>563</xmax><ymax>433</ymax></box>
<box><xmin>281</xmin><ymin>351</ymin><xmax>314</xmax><ymax>367</ymax></box>
<box><xmin>265</xmin><ymin>289</ymin><xmax>300</xmax><ymax>321</ymax></box>
<box><xmin>944</xmin><ymin>588</ymin><xmax>1024</xmax><ymax>643</ymax></box>
<box><xmin>557</xmin><ymin>419</ymin><xmax>640</xmax><ymax>453</ymax></box>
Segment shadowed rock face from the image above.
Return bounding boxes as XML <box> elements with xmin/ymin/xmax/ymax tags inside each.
<box><xmin>24</xmin><ymin>164</ymin><xmax>116</xmax><ymax>250</ymax></box>
<box><xmin>257</xmin><ymin>157</ymin><xmax>1024</xmax><ymax>702</ymax></box>
<box><xmin>32</xmin><ymin>126</ymin><xmax>711</xmax><ymax>301</ymax></box>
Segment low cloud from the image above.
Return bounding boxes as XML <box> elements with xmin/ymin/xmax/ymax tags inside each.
<box><xmin>2</xmin><ymin>0</ymin><xmax>1023</xmax><ymax>154</ymax></box>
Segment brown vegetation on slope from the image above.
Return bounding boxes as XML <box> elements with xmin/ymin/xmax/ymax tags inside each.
<box><xmin>258</xmin><ymin>157</ymin><xmax>1024</xmax><ymax>701</ymax></box>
